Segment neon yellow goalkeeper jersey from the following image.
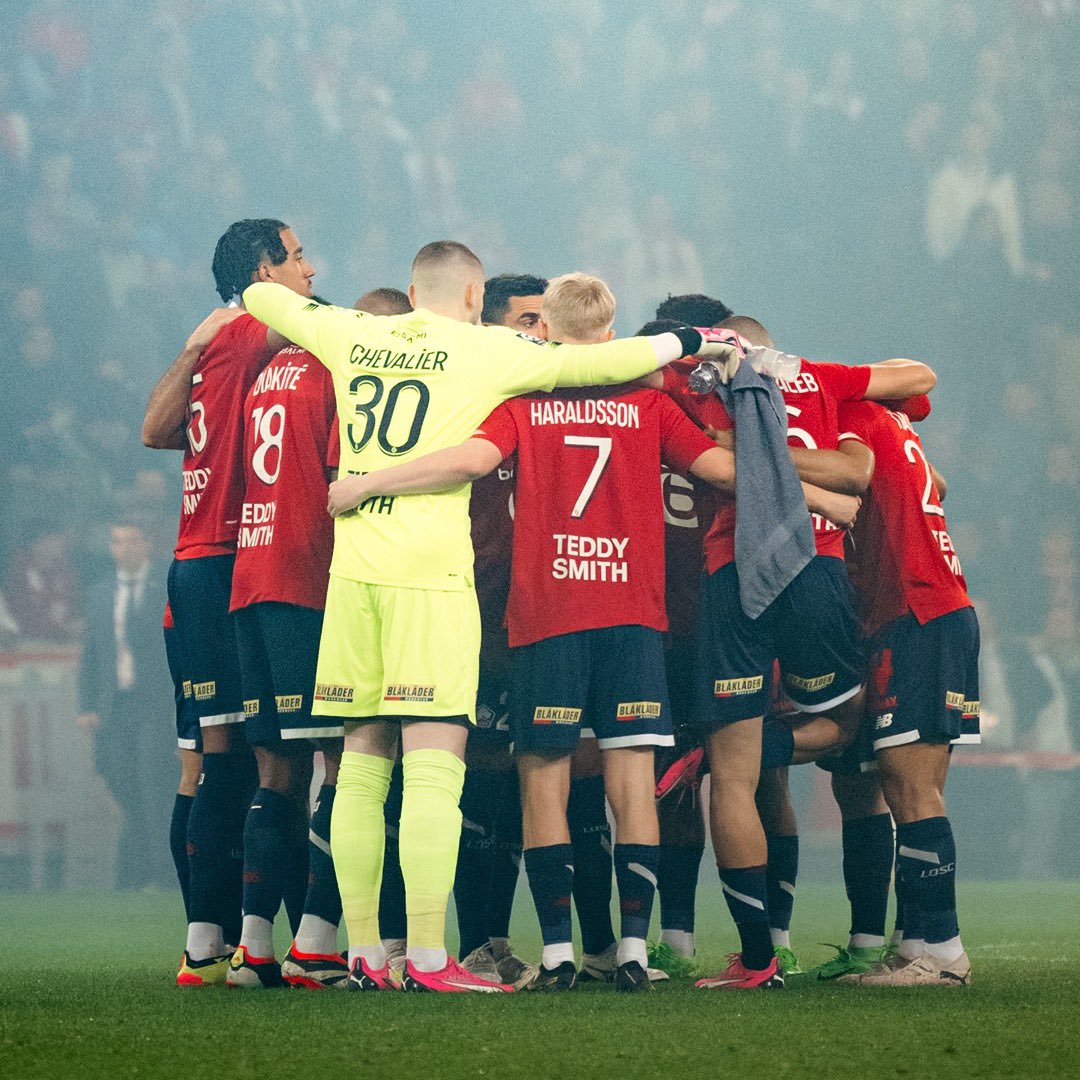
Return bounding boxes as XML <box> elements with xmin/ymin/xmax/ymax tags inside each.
<box><xmin>242</xmin><ymin>283</ymin><xmax>660</xmax><ymax>590</ymax></box>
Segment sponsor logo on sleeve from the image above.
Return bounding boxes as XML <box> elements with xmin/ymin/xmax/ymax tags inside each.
<box><xmin>383</xmin><ymin>685</ymin><xmax>436</xmax><ymax>703</ymax></box>
<box><xmin>315</xmin><ymin>683</ymin><xmax>355</xmax><ymax>704</ymax></box>
<box><xmin>533</xmin><ymin>706</ymin><xmax>582</xmax><ymax>726</ymax></box>
<box><xmin>193</xmin><ymin>680</ymin><xmax>217</xmax><ymax>702</ymax></box>
<box><xmin>182</xmin><ymin>680</ymin><xmax>193</xmax><ymax>699</ymax></box>
<box><xmin>275</xmin><ymin>694</ymin><xmax>303</xmax><ymax>713</ymax></box>
<box><xmin>713</xmin><ymin>676</ymin><xmax>764</xmax><ymax>698</ymax></box>
<box><xmin>243</xmin><ymin>699</ymin><xmax>259</xmax><ymax>717</ymax></box>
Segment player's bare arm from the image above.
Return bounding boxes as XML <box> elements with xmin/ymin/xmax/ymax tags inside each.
<box><xmin>788</xmin><ymin>441</ymin><xmax>875</xmax><ymax>496</ymax></box>
<box><xmin>327</xmin><ymin>438</ymin><xmax>504</xmax><ymax>517</ymax></box>
<box><xmin>802</xmin><ymin>484</ymin><xmax>861</xmax><ymax>530</ymax></box>
<box><xmin>142</xmin><ymin>307</ymin><xmax>244</xmax><ymax>449</ymax></box>
<box><xmin>684</xmin><ymin>446</ymin><xmax>859</xmax><ymax>527</ymax></box>
<box><xmin>864</xmin><ymin>358</ymin><xmax>937</xmax><ymax>400</ymax></box>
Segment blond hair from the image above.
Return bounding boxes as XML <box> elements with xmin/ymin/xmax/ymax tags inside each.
<box><xmin>541</xmin><ymin>272</ymin><xmax>616</xmax><ymax>343</ymax></box>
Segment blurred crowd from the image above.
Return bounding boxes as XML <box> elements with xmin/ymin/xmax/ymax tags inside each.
<box><xmin>0</xmin><ymin>0</ymin><xmax>1077</xmax><ymax>868</ymax></box>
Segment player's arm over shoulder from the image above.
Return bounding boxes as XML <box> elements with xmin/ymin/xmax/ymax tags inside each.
<box><xmin>326</xmin><ymin>437</ymin><xmax>505</xmax><ymax>517</ymax></box>
<box><xmin>242</xmin><ymin>283</ymin><xmax>365</xmax><ymax>369</ymax></box>
<box><xmin>863</xmin><ymin>358</ymin><xmax>937</xmax><ymax>401</ymax></box>
<box><xmin>489</xmin><ymin>327</ymin><xmax>685</xmax><ymax>398</ymax></box>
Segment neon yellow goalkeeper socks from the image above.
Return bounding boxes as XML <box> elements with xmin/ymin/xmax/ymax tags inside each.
<box><xmin>400</xmin><ymin>749</ymin><xmax>467</xmax><ymax>954</ymax></box>
<box><xmin>330</xmin><ymin>751</ymin><xmax>393</xmax><ymax>954</ymax></box>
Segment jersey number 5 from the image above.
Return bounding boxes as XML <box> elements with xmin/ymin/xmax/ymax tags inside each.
<box><xmin>565</xmin><ymin>435</ymin><xmax>612</xmax><ymax>518</ymax></box>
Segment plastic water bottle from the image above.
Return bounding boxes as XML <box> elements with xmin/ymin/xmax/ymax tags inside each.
<box><xmin>748</xmin><ymin>346</ymin><xmax>802</xmax><ymax>382</ymax></box>
<box><xmin>688</xmin><ymin>359</ymin><xmax>724</xmax><ymax>394</ymax></box>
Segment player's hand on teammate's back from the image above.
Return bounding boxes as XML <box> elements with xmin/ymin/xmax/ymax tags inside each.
<box><xmin>184</xmin><ymin>307</ymin><xmax>246</xmax><ymax>354</ymax></box>
<box><xmin>817</xmin><ymin>491</ymin><xmax>861</xmax><ymax>530</ymax></box>
<box><xmin>327</xmin><ymin>475</ymin><xmax>369</xmax><ymax>517</ymax></box>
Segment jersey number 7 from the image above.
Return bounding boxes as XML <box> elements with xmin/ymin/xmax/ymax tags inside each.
<box><xmin>565</xmin><ymin>435</ymin><xmax>612</xmax><ymax>518</ymax></box>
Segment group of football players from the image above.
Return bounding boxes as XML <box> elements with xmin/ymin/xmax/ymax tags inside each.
<box><xmin>141</xmin><ymin>217</ymin><xmax>978</xmax><ymax>994</ymax></box>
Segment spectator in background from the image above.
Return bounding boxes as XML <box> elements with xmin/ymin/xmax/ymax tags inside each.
<box><xmin>3</xmin><ymin>522</ymin><xmax>81</xmax><ymax>642</ymax></box>
<box><xmin>77</xmin><ymin>520</ymin><xmax>175</xmax><ymax>890</ymax></box>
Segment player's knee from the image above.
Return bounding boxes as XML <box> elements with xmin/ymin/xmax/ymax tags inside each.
<box><xmin>878</xmin><ymin>764</ymin><xmax>944</xmax><ymax>822</ymax></box>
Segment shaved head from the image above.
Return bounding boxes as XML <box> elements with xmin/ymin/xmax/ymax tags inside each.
<box><xmin>718</xmin><ymin>315</ymin><xmax>773</xmax><ymax>348</ymax></box>
<box><xmin>411</xmin><ymin>241</ymin><xmax>484</xmax><ymax>297</ymax></box>
<box><xmin>355</xmin><ymin>287</ymin><xmax>412</xmax><ymax>315</ymax></box>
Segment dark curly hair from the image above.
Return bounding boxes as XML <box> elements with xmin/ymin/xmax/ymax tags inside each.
<box><xmin>654</xmin><ymin>293</ymin><xmax>733</xmax><ymax>327</ymax></box>
<box><xmin>211</xmin><ymin>219</ymin><xmax>288</xmax><ymax>303</ymax></box>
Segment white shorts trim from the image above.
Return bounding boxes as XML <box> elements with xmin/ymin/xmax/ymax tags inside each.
<box><xmin>581</xmin><ymin>728</ymin><xmax>597</xmax><ymax>740</ymax></box>
<box><xmin>791</xmin><ymin>682</ymin><xmax>863</xmax><ymax>715</ymax></box>
<box><xmin>873</xmin><ymin>729</ymin><xmax>921</xmax><ymax>751</ymax></box>
<box><xmin>950</xmin><ymin>733</ymin><xmax>982</xmax><ymax>745</ymax></box>
<box><xmin>282</xmin><ymin>725</ymin><xmax>345</xmax><ymax>740</ymax></box>
<box><xmin>177</xmin><ymin>737</ymin><xmax>198</xmax><ymax>750</ymax></box>
<box><xmin>595</xmin><ymin>734</ymin><xmax>675</xmax><ymax>750</ymax></box>
<box><xmin>200</xmin><ymin>711</ymin><xmax>244</xmax><ymax>728</ymax></box>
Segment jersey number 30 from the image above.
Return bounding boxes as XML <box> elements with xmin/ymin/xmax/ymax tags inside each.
<box><xmin>348</xmin><ymin>375</ymin><xmax>430</xmax><ymax>456</ymax></box>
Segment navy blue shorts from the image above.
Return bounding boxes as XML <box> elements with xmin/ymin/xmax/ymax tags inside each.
<box><xmin>867</xmin><ymin>606</ymin><xmax>980</xmax><ymax>753</ymax></box>
<box><xmin>472</xmin><ymin>660</ymin><xmax>512</xmax><ymax>748</ymax></box>
<box><xmin>167</xmin><ymin>555</ymin><xmax>243</xmax><ymax>733</ymax></box>
<box><xmin>696</xmin><ymin>556</ymin><xmax>865</xmax><ymax>728</ymax></box>
<box><xmin>164</xmin><ymin>621</ymin><xmax>199</xmax><ymax>751</ymax></box>
<box><xmin>511</xmin><ymin>626</ymin><xmax>675</xmax><ymax>755</ymax></box>
<box><xmin>234</xmin><ymin>601</ymin><xmax>339</xmax><ymax>746</ymax></box>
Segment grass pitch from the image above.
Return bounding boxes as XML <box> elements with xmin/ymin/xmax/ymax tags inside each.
<box><xmin>1</xmin><ymin>883</ymin><xmax>1077</xmax><ymax>1080</ymax></box>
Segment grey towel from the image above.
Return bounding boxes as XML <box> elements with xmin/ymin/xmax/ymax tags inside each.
<box><xmin>717</xmin><ymin>362</ymin><xmax>816</xmax><ymax>619</ymax></box>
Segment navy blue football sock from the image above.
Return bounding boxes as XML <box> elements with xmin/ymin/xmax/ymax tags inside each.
<box><xmin>303</xmin><ymin>784</ymin><xmax>342</xmax><ymax>926</ymax></box>
<box><xmin>378</xmin><ymin>764</ymin><xmax>407</xmax><ymax>942</ymax></box>
<box><xmin>282</xmin><ymin>805</ymin><xmax>309</xmax><ymax>937</ymax></box>
<box><xmin>453</xmin><ymin>769</ymin><xmax>498</xmax><ymax>958</ymax></box>
<box><xmin>485</xmin><ymin>771</ymin><xmax>523</xmax><ymax>941</ymax></box>
<box><xmin>766</xmin><ymin>833</ymin><xmax>799</xmax><ymax>934</ymax></box>
<box><xmin>719</xmin><ymin>865</ymin><xmax>773</xmax><ymax>971</ymax></box>
<box><xmin>170</xmin><ymin>793</ymin><xmax>194</xmax><ymax>919</ymax></box>
<box><xmin>614</xmin><ymin>843</ymin><xmax>659</xmax><ymax>946</ymax></box>
<box><xmin>657</xmin><ymin>844</ymin><xmax>703</xmax><ymax>934</ymax></box>
<box><xmin>896</xmin><ymin>816</ymin><xmax>959</xmax><ymax>946</ymax></box>
<box><xmin>568</xmin><ymin>776</ymin><xmax>615</xmax><ymax>955</ymax></box>
<box><xmin>187</xmin><ymin>753</ymin><xmax>252</xmax><ymax>941</ymax></box>
<box><xmin>842</xmin><ymin>812</ymin><xmax>894</xmax><ymax>942</ymax></box>
<box><xmin>524</xmin><ymin>844</ymin><xmax>574</xmax><ymax>953</ymax></box>
<box><xmin>241</xmin><ymin>788</ymin><xmax>295</xmax><ymax>927</ymax></box>
<box><xmin>892</xmin><ymin>832</ymin><xmax>906</xmax><ymax>936</ymax></box>
<box><xmin>761</xmin><ymin>719</ymin><xmax>796</xmax><ymax>770</ymax></box>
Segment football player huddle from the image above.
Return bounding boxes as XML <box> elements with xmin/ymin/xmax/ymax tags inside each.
<box><xmin>142</xmin><ymin>218</ymin><xmax>977</xmax><ymax>995</ymax></box>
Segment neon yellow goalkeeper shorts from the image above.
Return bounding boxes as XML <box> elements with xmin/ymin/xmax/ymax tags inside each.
<box><xmin>312</xmin><ymin>574</ymin><xmax>480</xmax><ymax>723</ymax></box>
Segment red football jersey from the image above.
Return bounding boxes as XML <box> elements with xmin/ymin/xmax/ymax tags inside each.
<box><xmin>175</xmin><ymin>313</ymin><xmax>277</xmax><ymax>560</ymax></box>
<box><xmin>664</xmin><ymin>358</ymin><xmax>871</xmax><ymax>572</ymax></box>
<box><xmin>477</xmin><ymin>387</ymin><xmax>716</xmax><ymax>647</ymax></box>
<box><xmin>230</xmin><ymin>346</ymin><xmax>339</xmax><ymax>612</ymax></box>
<box><xmin>839</xmin><ymin>400</ymin><xmax>970</xmax><ymax>635</ymax></box>
<box><xmin>662</xmin><ymin>466</ymin><xmax>713</xmax><ymax>640</ymax></box>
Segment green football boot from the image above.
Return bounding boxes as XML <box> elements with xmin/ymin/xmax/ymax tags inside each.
<box><xmin>814</xmin><ymin>944</ymin><xmax>886</xmax><ymax>982</ymax></box>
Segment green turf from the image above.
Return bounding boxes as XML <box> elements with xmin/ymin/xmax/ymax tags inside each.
<box><xmin>2</xmin><ymin>883</ymin><xmax>1078</xmax><ymax>1079</ymax></box>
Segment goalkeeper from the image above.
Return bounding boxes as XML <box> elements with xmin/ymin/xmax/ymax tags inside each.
<box><xmin>242</xmin><ymin>240</ymin><xmax>740</xmax><ymax>993</ymax></box>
